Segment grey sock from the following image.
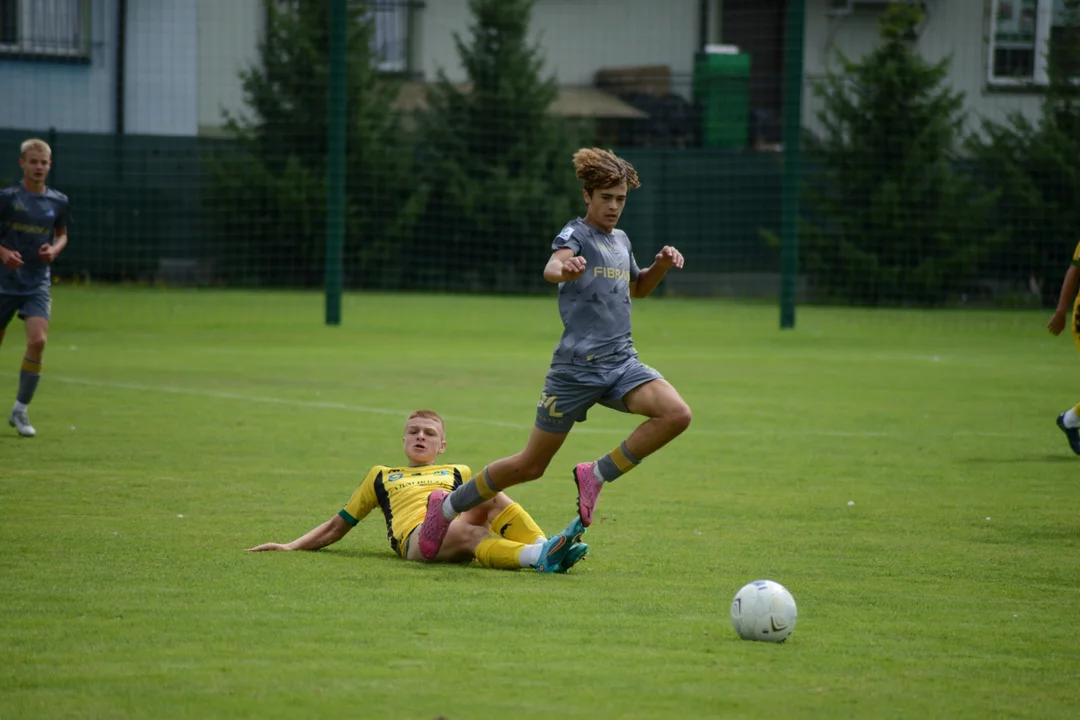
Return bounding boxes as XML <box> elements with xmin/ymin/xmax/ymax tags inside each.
<box><xmin>445</xmin><ymin>482</ymin><xmax>478</xmax><ymax>517</ymax></box>
<box><xmin>595</xmin><ymin>440</ymin><xmax>641</xmax><ymax>482</ymax></box>
<box><xmin>17</xmin><ymin>369</ymin><xmax>41</xmax><ymax>405</ymax></box>
<box><xmin>447</xmin><ymin>468</ymin><xmax>500</xmax><ymax>517</ymax></box>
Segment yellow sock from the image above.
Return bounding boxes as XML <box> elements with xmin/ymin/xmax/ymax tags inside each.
<box><xmin>476</xmin><ymin>467</ymin><xmax>501</xmax><ymax>501</ymax></box>
<box><xmin>490</xmin><ymin>502</ymin><xmax>546</xmax><ymax>545</ymax></box>
<box><xmin>474</xmin><ymin>535</ymin><xmax>526</xmax><ymax>570</ymax></box>
<box><xmin>1073</xmin><ymin>402</ymin><xmax>1080</xmax><ymax>414</ymax></box>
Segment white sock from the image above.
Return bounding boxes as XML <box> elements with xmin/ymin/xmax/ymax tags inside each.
<box><xmin>591</xmin><ymin>461</ymin><xmax>606</xmax><ymax>482</ymax></box>
<box><xmin>532</xmin><ymin>536</ymin><xmax>547</xmax><ymax>545</ymax></box>
<box><xmin>12</xmin><ymin>401</ymin><xmax>27</xmax><ymax>413</ymax></box>
<box><xmin>519</xmin><ymin>543</ymin><xmax>542</xmax><ymax>568</ymax></box>
<box><xmin>440</xmin><ymin>494</ymin><xmax>457</xmax><ymax>522</ymax></box>
<box><xmin>1065</xmin><ymin>408</ymin><xmax>1080</xmax><ymax>429</ymax></box>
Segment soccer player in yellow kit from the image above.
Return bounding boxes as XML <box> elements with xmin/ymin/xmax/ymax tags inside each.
<box><xmin>249</xmin><ymin>410</ymin><xmax>588</xmax><ymax>573</ymax></box>
<box><xmin>1048</xmin><ymin>241</ymin><xmax>1080</xmax><ymax>455</ymax></box>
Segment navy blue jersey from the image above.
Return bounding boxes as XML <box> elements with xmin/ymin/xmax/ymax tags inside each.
<box><xmin>0</xmin><ymin>183</ymin><xmax>71</xmax><ymax>294</ymax></box>
<box><xmin>550</xmin><ymin>218</ymin><xmax>641</xmax><ymax>367</ymax></box>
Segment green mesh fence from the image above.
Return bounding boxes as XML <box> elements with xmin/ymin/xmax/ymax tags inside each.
<box><xmin>2</xmin><ymin>0</ymin><xmax>1077</xmax><ymax>309</ymax></box>
<box><xmin>0</xmin><ymin>129</ymin><xmax>784</xmax><ymax>290</ymax></box>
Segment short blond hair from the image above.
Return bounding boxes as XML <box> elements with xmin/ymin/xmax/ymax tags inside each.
<box><xmin>20</xmin><ymin>138</ymin><xmax>52</xmax><ymax>158</ymax></box>
<box><xmin>405</xmin><ymin>409</ymin><xmax>445</xmax><ymax>435</ymax></box>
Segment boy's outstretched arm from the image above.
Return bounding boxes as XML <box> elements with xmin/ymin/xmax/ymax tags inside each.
<box><xmin>544</xmin><ymin>248</ymin><xmax>586</xmax><ymax>283</ymax></box>
<box><xmin>1048</xmin><ymin>265</ymin><xmax>1080</xmax><ymax>335</ymax></box>
<box><xmin>631</xmin><ymin>246</ymin><xmax>685</xmax><ymax>298</ymax></box>
<box><xmin>248</xmin><ymin>514</ymin><xmax>352</xmax><ymax>552</ymax></box>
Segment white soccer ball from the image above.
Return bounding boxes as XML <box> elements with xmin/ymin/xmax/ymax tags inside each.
<box><xmin>730</xmin><ymin>580</ymin><xmax>797</xmax><ymax>643</ymax></box>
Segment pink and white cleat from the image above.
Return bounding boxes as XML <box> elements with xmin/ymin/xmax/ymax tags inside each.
<box><xmin>573</xmin><ymin>462</ymin><xmax>603</xmax><ymax>527</ymax></box>
<box><xmin>418</xmin><ymin>490</ymin><xmax>452</xmax><ymax>559</ymax></box>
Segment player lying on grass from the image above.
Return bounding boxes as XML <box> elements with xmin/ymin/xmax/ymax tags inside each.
<box><xmin>418</xmin><ymin>148</ymin><xmax>691</xmax><ymax>559</ymax></box>
<box><xmin>249</xmin><ymin>409</ymin><xmax>587</xmax><ymax>573</ymax></box>
<box><xmin>1047</xmin><ymin>242</ymin><xmax>1080</xmax><ymax>455</ymax></box>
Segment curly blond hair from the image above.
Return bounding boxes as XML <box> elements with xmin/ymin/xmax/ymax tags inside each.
<box><xmin>572</xmin><ymin>148</ymin><xmax>640</xmax><ymax>194</ymax></box>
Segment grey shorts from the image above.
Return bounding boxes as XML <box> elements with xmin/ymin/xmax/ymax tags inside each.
<box><xmin>534</xmin><ymin>356</ymin><xmax>664</xmax><ymax>434</ymax></box>
<box><xmin>0</xmin><ymin>290</ymin><xmax>51</xmax><ymax>329</ymax></box>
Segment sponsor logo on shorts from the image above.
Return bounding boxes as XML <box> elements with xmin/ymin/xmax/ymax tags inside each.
<box><xmin>537</xmin><ymin>392</ymin><xmax>563</xmax><ymax>418</ymax></box>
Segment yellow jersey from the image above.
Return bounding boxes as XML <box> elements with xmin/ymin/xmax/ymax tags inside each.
<box><xmin>338</xmin><ymin>463</ymin><xmax>470</xmax><ymax>557</ymax></box>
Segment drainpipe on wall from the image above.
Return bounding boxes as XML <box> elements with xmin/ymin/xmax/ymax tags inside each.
<box><xmin>115</xmin><ymin>0</ymin><xmax>126</xmax><ymax>135</ymax></box>
<box><xmin>698</xmin><ymin>0</ymin><xmax>709</xmax><ymax>51</ymax></box>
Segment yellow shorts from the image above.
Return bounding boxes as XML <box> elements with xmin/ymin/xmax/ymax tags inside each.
<box><xmin>399</xmin><ymin>523</ymin><xmax>422</xmax><ymax>560</ymax></box>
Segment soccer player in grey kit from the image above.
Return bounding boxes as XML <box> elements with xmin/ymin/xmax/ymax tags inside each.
<box><xmin>418</xmin><ymin>148</ymin><xmax>691</xmax><ymax>559</ymax></box>
<box><xmin>0</xmin><ymin>139</ymin><xmax>72</xmax><ymax>437</ymax></box>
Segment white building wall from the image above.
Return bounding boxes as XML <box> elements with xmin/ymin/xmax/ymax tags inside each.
<box><xmin>802</xmin><ymin>0</ymin><xmax>1043</xmax><ymax>137</ymax></box>
<box><xmin>196</xmin><ymin>0</ymin><xmax>266</xmax><ymax>134</ymax></box>
<box><xmin>0</xmin><ymin>0</ymin><xmax>117</xmax><ymax>133</ymax></box>
<box><xmin>124</xmin><ymin>0</ymin><xmax>198</xmax><ymax>136</ymax></box>
<box><xmin>415</xmin><ymin>0</ymin><xmax>702</xmax><ymax>87</ymax></box>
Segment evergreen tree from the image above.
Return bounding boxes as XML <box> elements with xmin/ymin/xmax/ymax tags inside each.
<box><xmin>802</xmin><ymin>3</ymin><xmax>1002</xmax><ymax>305</ymax></box>
<box><xmin>971</xmin><ymin>0</ymin><xmax>1080</xmax><ymax>306</ymax></box>
<box><xmin>207</xmin><ymin>0</ymin><xmax>420</xmax><ymax>288</ymax></box>
<box><xmin>410</xmin><ymin>0</ymin><xmax>579</xmax><ymax>293</ymax></box>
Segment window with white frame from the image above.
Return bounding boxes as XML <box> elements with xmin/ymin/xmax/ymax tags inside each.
<box><xmin>989</xmin><ymin>0</ymin><xmax>1080</xmax><ymax>85</ymax></box>
<box><xmin>276</xmin><ymin>0</ymin><xmax>411</xmax><ymax>73</ymax></box>
<box><xmin>369</xmin><ymin>0</ymin><xmax>410</xmax><ymax>73</ymax></box>
<box><xmin>0</xmin><ymin>0</ymin><xmax>89</xmax><ymax>59</ymax></box>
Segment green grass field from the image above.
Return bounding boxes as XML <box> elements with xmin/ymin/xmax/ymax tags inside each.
<box><xmin>1</xmin><ymin>287</ymin><xmax>1078</xmax><ymax>719</ymax></box>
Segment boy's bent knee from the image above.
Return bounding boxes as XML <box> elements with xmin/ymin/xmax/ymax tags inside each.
<box><xmin>670</xmin><ymin>402</ymin><xmax>692</xmax><ymax>433</ymax></box>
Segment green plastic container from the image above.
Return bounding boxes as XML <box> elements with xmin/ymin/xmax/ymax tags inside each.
<box><xmin>693</xmin><ymin>50</ymin><xmax>751</xmax><ymax>148</ymax></box>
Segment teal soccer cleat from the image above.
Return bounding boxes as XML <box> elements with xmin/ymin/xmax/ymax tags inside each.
<box><xmin>562</xmin><ymin>515</ymin><xmax>586</xmax><ymax>546</ymax></box>
<box><xmin>534</xmin><ymin>533</ymin><xmax>571</xmax><ymax>573</ymax></box>
<box><xmin>555</xmin><ymin>542</ymin><xmax>589</xmax><ymax>574</ymax></box>
<box><xmin>535</xmin><ymin>515</ymin><xmax>587</xmax><ymax>573</ymax></box>
<box><xmin>533</xmin><ymin>518</ymin><xmax>587</xmax><ymax>574</ymax></box>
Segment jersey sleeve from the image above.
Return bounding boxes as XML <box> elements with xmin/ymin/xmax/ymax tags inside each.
<box><xmin>0</xmin><ymin>190</ymin><xmax>12</xmax><ymax>227</ymax></box>
<box><xmin>55</xmin><ymin>195</ymin><xmax>71</xmax><ymax>231</ymax></box>
<box><xmin>338</xmin><ymin>466</ymin><xmax>382</xmax><ymax>526</ymax></box>
<box><xmin>552</xmin><ymin>224</ymin><xmax>582</xmax><ymax>254</ymax></box>
<box><xmin>628</xmin><ymin>237</ymin><xmax>642</xmax><ymax>281</ymax></box>
<box><xmin>1071</xmin><ymin>241</ymin><xmax>1080</xmax><ymax>267</ymax></box>
<box><xmin>453</xmin><ymin>464</ymin><xmax>472</xmax><ymax>488</ymax></box>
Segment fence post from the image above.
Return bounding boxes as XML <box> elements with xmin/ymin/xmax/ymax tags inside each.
<box><xmin>780</xmin><ymin>0</ymin><xmax>806</xmax><ymax>330</ymax></box>
<box><xmin>325</xmin><ymin>0</ymin><xmax>347</xmax><ymax>326</ymax></box>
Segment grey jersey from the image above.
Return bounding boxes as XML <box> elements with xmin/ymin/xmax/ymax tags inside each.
<box><xmin>0</xmin><ymin>184</ymin><xmax>71</xmax><ymax>295</ymax></box>
<box><xmin>550</xmin><ymin>218</ymin><xmax>641</xmax><ymax>366</ymax></box>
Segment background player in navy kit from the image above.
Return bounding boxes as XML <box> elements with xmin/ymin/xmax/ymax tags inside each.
<box><xmin>0</xmin><ymin>139</ymin><xmax>71</xmax><ymax>437</ymax></box>
<box><xmin>419</xmin><ymin>148</ymin><xmax>690</xmax><ymax>559</ymax></box>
